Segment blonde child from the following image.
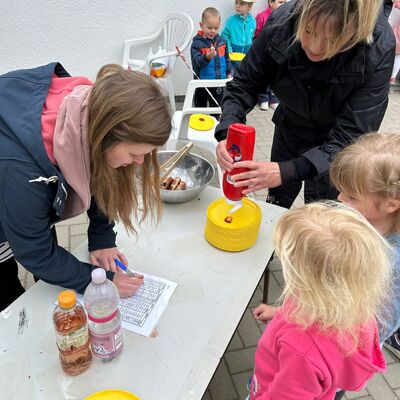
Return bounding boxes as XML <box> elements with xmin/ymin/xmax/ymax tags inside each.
<box><xmin>330</xmin><ymin>133</ymin><xmax>400</xmax><ymax>357</ymax></box>
<box><xmin>250</xmin><ymin>202</ymin><xmax>390</xmax><ymax>399</ymax></box>
<box><xmin>221</xmin><ymin>0</ymin><xmax>256</xmax><ymax>57</ymax></box>
<box><xmin>255</xmin><ymin>133</ymin><xmax>400</xmax><ymax>351</ymax></box>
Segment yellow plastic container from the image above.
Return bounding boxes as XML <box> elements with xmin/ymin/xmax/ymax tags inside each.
<box><xmin>205</xmin><ymin>197</ymin><xmax>262</xmax><ymax>251</ymax></box>
<box><xmin>85</xmin><ymin>389</ymin><xmax>140</xmax><ymax>400</ymax></box>
<box><xmin>189</xmin><ymin>113</ymin><xmax>215</xmax><ymax>131</ymax></box>
<box><xmin>229</xmin><ymin>52</ymin><xmax>245</xmax><ymax>62</ymax></box>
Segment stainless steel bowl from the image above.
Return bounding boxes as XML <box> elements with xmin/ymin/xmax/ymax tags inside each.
<box><xmin>158</xmin><ymin>150</ymin><xmax>215</xmax><ymax>203</ymax></box>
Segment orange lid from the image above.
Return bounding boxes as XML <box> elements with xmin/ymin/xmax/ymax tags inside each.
<box><xmin>57</xmin><ymin>290</ymin><xmax>77</xmax><ymax>309</ymax></box>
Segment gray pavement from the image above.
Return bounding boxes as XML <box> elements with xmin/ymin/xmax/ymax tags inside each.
<box><xmin>19</xmin><ymin>91</ymin><xmax>400</xmax><ymax>400</ymax></box>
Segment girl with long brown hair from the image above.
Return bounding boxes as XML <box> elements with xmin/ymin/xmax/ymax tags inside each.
<box><xmin>0</xmin><ymin>62</ymin><xmax>171</xmax><ymax>310</ymax></box>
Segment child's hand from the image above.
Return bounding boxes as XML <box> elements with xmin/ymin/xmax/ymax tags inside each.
<box><xmin>206</xmin><ymin>47</ymin><xmax>217</xmax><ymax>60</ymax></box>
<box><xmin>253</xmin><ymin>304</ymin><xmax>279</xmax><ymax>323</ymax></box>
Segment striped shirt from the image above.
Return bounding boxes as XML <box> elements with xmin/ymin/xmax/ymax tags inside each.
<box><xmin>0</xmin><ymin>242</ymin><xmax>13</xmax><ymax>263</ymax></box>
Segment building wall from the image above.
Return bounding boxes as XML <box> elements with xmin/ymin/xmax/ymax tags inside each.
<box><xmin>0</xmin><ymin>0</ymin><xmax>267</xmax><ymax>95</ymax></box>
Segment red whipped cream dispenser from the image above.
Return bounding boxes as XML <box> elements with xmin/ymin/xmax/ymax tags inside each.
<box><xmin>222</xmin><ymin>123</ymin><xmax>256</xmax><ymax>202</ymax></box>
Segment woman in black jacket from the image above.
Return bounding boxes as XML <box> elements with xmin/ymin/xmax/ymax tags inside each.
<box><xmin>215</xmin><ymin>0</ymin><xmax>395</xmax><ymax>208</ymax></box>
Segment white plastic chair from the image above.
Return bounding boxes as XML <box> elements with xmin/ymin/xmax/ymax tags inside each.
<box><xmin>122</xmin><ymin>12</ymin><xmax>194</xmax><ymax>113</ymax></box>
<box><xmin>167</xmin><ymin>78</ymin><xmax>231</xmax><ymax>185</ymax></box>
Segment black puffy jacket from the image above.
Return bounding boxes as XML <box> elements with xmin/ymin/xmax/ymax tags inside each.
<box><xmin>215</xmin><ymin>1</ymin><xmax>395</xmax><ymax>179</ymax></box>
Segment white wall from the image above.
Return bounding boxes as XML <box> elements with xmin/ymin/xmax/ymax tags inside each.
<box><xmin>0</xmin><ymin>0</ymin><xmax>267</xmax><ymax>95</ymax></box>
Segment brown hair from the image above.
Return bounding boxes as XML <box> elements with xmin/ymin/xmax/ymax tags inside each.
<box><xmin>202</xmin><ymin>7</ymin><xmax>220</xmax><ymax>22</ymax></box>
<box><xmin>330</xmin><ymin>133</ymin><xmax>400</xmax><ymax>235</ymax></box>
<box><xmin>295</xmin><ymin>0</ymin><xmax>381</xmax><ymax>59</ymax></box>
<box><xmin>88</xmin><ymin>64</ymin><xmax>171</xmax><ymax>232</ymax></box>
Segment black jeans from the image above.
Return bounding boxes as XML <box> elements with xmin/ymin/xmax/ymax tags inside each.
<box><xmin>194</xmin><ymin>87</ymin><xmax>223</xmax><ymax>109</ymax></box>
<box><xmin>268</xmin><ymin>127</ymin><xmax>338</xmax><ymax>208</ymax></box>
<box><xmin>0</xmin><ymin>256</ymin><xmax>25</xmax><ymax>311</ymax></box>
<box><xmin>0</xmin><ymin>226</ymin><xmax>58</xmax><ymax>311</ymax></box>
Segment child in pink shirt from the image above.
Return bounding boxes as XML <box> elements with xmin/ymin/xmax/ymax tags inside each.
<box><xmin>250</xmin><ymin>202</ymin><xmax>390</xmax><ymax>399</ymax></box>
<box><xmin>254</xmin><ymin>0</ymin><xmax>286</xmax><ymax>111</ymax></box>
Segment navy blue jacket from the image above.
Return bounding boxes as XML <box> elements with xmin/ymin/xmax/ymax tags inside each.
<box><xmin>215</xmin><ymin>2</ymin><xmax>395</xmax><ymax>181</ymax></box>
<box><xmin>191</xmin><ymin>32</ymin><xmax>232</xmax><ymax>79</ymax></box>
<box><xmin>0</xmin><ymin>63</ymin><xmax>115</xmax><ymax>293</ymax></box>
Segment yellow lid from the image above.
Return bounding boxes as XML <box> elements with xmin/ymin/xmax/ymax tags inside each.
<box><xmin>189</xmin><ymin>114</ymin><xmax>215</xmax><ymax>131</ymax></box>
<box><xmin>229</xmin><ymin>52</ymin><xmax>245</xmax><ymax>62</ymax></box>
<box><xmin>84</xmin><ymin>389</ymin><xmax>141</xmax><ymax>400</ymax></box>
<box><xmin>57</xmin><ymin>290</ymin><xmax>76</xmax><ymax>309</ymax></box>
<box><xmin>205</xmin><ymin>197</ymin><xmax>262</xmax><ymax>251</ymax></box>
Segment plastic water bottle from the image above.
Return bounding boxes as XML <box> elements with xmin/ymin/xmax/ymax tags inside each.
<box><xmin>223</xmin><ymin>123</ymin><xmax>256</xmax><ymax>202</ymax></box>
<box><xmin>84</xmin><ymin>268</ymin><xmax>123</xmax><ymax>361</ymax></box>
<box><xmin>53</xmin><ymin>290</ymin><xmax>92</xmax><ymax>375</ymax></box>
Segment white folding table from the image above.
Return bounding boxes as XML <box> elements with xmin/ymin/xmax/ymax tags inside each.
<box><xmin>0</xmin><ymin>186</ymin><xmax>286</xmax><ymax>400</ymax></box>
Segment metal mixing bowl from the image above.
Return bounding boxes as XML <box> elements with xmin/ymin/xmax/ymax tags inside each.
<box><xmin>158</xmin><ymin>151</ymin><xmax>215</xmax><ymax>203</ymax></box>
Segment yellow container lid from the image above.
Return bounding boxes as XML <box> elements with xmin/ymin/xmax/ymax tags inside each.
<box><xmin>85</xmin><ymin>389</ymin><xmax>141</xmax><ymax>400</ymax></box>
<box><xmin>189</xmin><ymin>114</ymin><xmax>215</xmax><ymax>131</ymax></box>
<box><xmin>205</xmin><ymin>197</ymin><xmax>262</xmax><ymax>251</ymax></box>
<box><xmin>229</xmin><ymin>52</ymin><xmax>245</xmax><ymax>62</ymax></box>
<box><xmin>57</xmin><ymin>290</ymin><xmax>76</xmax><ymax>309</ymax></box>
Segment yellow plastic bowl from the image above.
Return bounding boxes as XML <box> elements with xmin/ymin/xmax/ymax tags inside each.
<box><xmin>205</xmin><ymin>197</ymin><xmax>262</xmax><ymax>251</ymax></box>
<box><xmin>84</xmin><ymin>389</ymin><xmax>141</xmax><ymax>400</ymax></box>
<box><xmin>189</xmin><ymin>114</ymin><xmax>215</xmax><ymax>131</ymax></box>
<box><xmin>229</xmin><ymin>52</ymin><xmax>245</xmax><ymax>62</ymax></box>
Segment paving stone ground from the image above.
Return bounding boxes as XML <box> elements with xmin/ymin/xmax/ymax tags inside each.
<box><xmin>19</xmin><ymin>91</ymin><xmax>400</xmax><ymax>400</ymax></box>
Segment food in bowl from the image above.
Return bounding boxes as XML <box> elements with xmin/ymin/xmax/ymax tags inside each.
<box><xmin>161</xmin><ymin>176</ymin><xmax>187</xmax><ymax>191</ymax></box>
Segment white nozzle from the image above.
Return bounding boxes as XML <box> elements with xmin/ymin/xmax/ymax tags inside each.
<box><xmin>225</xmin><ymin>199</ymin><xmax>243</xmax><ymax>214</ymax></box>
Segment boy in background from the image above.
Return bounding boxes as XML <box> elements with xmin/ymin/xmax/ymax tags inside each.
<box><xmin>255</xmin><ymin>0</ymin><xmax>287</xmax><ymax>110</ymax></box>
<box><xmin>191</xmin><ymin>7</ymin><xmax>232</xmax><ymax>108</ymax></box>
<box><xmin>221</xmin><ymin>0</ymin><xmax>256</xmax><ymax>56</ymax></box>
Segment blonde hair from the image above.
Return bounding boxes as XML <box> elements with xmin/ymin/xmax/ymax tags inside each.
<box><xmin>330</xmin><ymin>133</ymin><xmax>400</xmax><ymax>235</ymax></box>
<box><xmin>275</xmin><ymin>202</ymin><xmax>391</xmax><ymax>351</ymax></box>
<box><xmin>202</xmin><ymin>7</ymin><xmax>220</xmax><ymax>21</ymax></box>
<box><xmin>88</xmin><ymin>64</ymin><xmax>171</xmax><ymax>232</ymax></box>
<box><xmin>295</xmin><ymin>0</ymin><xmax>381</xmax><ymax>59</ymax></box>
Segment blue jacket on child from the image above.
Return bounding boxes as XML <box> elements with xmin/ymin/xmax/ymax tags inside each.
<box><xmin>221</xmin><ymin>13</ymin><xmax>256</xmax><ymax>54</ymax></box>
<box><xmin>191</xmin><ymin>32</ymin><xmax>232</xmax><ymax>79</ymax></box>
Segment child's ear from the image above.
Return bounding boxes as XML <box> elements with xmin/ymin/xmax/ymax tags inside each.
<box><xmin>199</xmin><ymin>21</ymin><xmax>203</xmax><ymax>29</ymax></box>
<box><xmin>385</xmin><ymin>198</ymin><xmax>400</xmax><ymax>214</ymax></box>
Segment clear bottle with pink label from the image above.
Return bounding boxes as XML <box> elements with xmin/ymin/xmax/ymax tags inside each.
<box><xmin>84</xmin><ymin>268</ymin><xmax>123</xmax><ymax>361</ymax></box>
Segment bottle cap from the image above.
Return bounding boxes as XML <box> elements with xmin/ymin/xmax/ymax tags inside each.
<box><xmin>92</xmin><ymin>268</ymin><xmax>107</xmax><ymax>284</ymax></box>
<box><xmin>58</xmin><ymin>290</ymin><xmax>76</xmax><ymax>309</ymax></box>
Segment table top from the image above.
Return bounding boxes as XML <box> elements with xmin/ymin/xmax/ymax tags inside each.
<box><xmin>0</xmin><ymin>187</ymin><xmax>286</xmax><ymax>400</ymax></box>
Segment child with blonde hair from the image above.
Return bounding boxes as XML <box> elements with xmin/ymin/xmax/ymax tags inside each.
<box><xmin>330</xmin><ymin>133</ymin><xmax>400</xmax><ymax>357</ymax></box>
<box><xmin>250</xmin><ymin>202</ymin><xmax>390</xmax><ymax>399</ymax></box>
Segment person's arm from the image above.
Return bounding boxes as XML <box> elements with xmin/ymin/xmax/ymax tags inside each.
<box><xmin>299</xmin><ymin>38</ymin><xmax>395</xmax><ymax>180</ymax></box>
<box><xmin>255</xmin><ymin>341</ymin><xmax>326</xmax><ymax>399</ymax></box>
<box><xmin>221</xmin><ymin>19</ymin><xmax>233</xmax><ymax>54</ymax></box>
<box><xmin>224</xmin><ymin>40</ymin><xmax>233</xmax><ymax>77</ymax></box>
<box><xmin>1</xmin><ymin>163</ymin><xmax>107</xmax><ymax>294</ymax></box>
<box><xmin>215</xmin><ymin>22</ymin><xmax>275</xmax><ymax>141</ymax></box>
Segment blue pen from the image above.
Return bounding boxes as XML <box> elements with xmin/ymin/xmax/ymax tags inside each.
<box><xmin>114</xmin><ymin>259</ymin><xmax>138</xmax><ymax>277</ymax></box>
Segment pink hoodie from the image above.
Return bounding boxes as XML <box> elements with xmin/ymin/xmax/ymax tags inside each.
<box><xmin>250</xmin><ymin>311</ymin><xmax>385</xmax><ymax>399</ymax></box>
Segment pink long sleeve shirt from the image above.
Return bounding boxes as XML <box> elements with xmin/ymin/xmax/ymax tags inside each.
<box><xmin>250</xmin><ymin>311</ymin><xmax>385</xmax><ymax>399</ymax></box>
<box><xmin>254</xmin><ymin>7</ymin><xmax>273</xmax><ymax>39</ymax></box>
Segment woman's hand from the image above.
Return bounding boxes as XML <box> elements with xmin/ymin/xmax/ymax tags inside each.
<box><xmin>216</xmin><ymin>140</ymin><xmax>234</xmax><ymax>172</ymax></box>
<box><xmin>253</xmin><ymin>304</ymin><xmax>279</xmax><ymax>323</ymax></box>
<box><xmin>90</xmin><ymin>247</ymin><xmax>129</xmax><ymax>272</ymax></box>
<box><xmin>230</xmin><ymin>160</ymin><xmax>282</xmax><ymax>194</ymax></box>
<box><xmin>113</xmin><ymin>269</ymin><xmax>144</xmax><ymax>298</ymax></box>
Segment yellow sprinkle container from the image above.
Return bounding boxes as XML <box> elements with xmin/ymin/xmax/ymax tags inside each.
<box><xmin>189</xmin><ymin>113</ymin><xmax>215</xmax><ymax>131</ymax></box>
<box><xmin>229</xmin><ymin>52</ymin><xmax>245</xmax><ymax>62</ymax></box>
<box><xmin>84</xmin><ymin>389</ymin><xmax>141</xmax><ymax>400</ymax></box>
<box><xmin>205</xmin><ymin>198</ymin><xmax>262</xmax><ymax>252</ymax></box>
